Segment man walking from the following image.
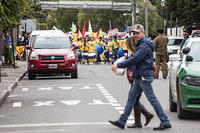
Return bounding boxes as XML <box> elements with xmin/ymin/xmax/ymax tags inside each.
<box><xmin>153</xmin><ymin>29</ymin><xmax>168</xmax><ymax>79</ymax></box>
<box><xmin>109</xmin><ymin>24</ymin><xmax>171</xmax><ymax>130</ymax></box>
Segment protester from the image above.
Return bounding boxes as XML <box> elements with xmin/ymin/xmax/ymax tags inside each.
<box><xmin>109</xmin><ymin>24</ymin><xmax>171</xmax><ymax>131</ymax></box>
<box><xmin>153</xmin><ymin>29</ymin><xmax>168</xmax><ymax>79</ymax></box>
<box><xmin>111</xmin><ymin>36</ymin><xmax>119</xmax><ymax>64</ymax></box>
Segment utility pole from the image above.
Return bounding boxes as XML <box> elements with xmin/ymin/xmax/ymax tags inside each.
<box><xmin>131</xmin><ymin>1</ymin><xmax>134</xmax><ymax>28</ymax></box>
<box><xmin>134</xmin><ymin>0</ymin><xmax>137</xmax><ymax>25</ymax></box>
<box><xmin>161</xmin><ymin>0</ymin><xmax>165</xmax><ymax>32</ymax></box>
<box><xmin>145</xmin><ymin>0</ymin><xmax>148</xmax><ymax>37</ymax></box>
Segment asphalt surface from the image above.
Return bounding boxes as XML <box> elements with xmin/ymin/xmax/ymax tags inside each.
<box><xmin>0</xmin><ymin>62</ymin><xmax>200</xmax><ymax>133</ymax></box>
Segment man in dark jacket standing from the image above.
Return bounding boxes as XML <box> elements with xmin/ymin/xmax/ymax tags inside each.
<box><xmin>109</xmin><ymin>24</ymin><xmax>171</xmax><ymax>130</ymax></box>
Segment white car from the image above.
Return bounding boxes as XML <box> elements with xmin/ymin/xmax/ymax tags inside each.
<box><xmin>167</xmin><ymin>36</ymin><xmax>184</xmax><ymax>55</ymax></box>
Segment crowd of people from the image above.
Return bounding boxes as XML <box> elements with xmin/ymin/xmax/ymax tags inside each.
<box><xmin>72</xmin><ymin>34</ymin><xmax>129</xmax><ymax>65</ymax></box>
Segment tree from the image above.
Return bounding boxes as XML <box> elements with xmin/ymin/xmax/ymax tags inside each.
<box><xmin>166</xmin><ymin>0</ymin><xmax>200</xmax><ymax>32</ymax></box>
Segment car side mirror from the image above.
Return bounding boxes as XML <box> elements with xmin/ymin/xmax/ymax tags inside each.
<box><xmin>25</xmin><ymin>45</ymin><xmax>31</xmax><ymax>50</ymax></box>
<box><xmin>186</xmin><ymin>55</ymin><xmax>193</xmax><ymax>62</ymax></box>
<box><xmin>182</xmin><ymin>47</ymin><xmax>190</xmax><ymax>54</ymax></box>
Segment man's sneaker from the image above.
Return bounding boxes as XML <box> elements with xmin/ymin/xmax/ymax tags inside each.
<box><xmin>153</xmin><ymin>122</ymin><xmax>172</xmax><ymax>130</ymax></box>
<box><xmin>109</xmin><ymin>120</ymin><xmax>124</xmax><ymax>129</ymax></box>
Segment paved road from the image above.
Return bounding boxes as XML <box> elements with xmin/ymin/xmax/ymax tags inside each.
<box><xmin>0</xmin><ymin>64</ymin><xmax>199</xmax><ymax>133</ymax></box>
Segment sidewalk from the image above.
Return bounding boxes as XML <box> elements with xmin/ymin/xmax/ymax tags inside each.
<box><xmin>0</xmin><ymin>60</ymin><xmax>27</xmax><ymax>105</ymax></box>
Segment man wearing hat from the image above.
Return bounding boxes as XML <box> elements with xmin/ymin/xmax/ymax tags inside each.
<box><xmin>110</xmin><ymin>24</ymin><xmax>171</xmax><ymax>130</ymax></box>
<box><xmin>180</xmin><ymin>32</ymin><xmax>189</xmax><ymax>49</ymax></box>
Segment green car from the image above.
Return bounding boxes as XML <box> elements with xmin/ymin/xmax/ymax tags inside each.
<box><xmin>169</xmin><ymin>37</ymin><xmax>200</xmax><ymax>119</ymax></box>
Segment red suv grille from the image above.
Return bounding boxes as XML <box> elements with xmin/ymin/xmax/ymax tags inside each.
<box><xmin>41</xmin><ymin>56</ymin><xmax>65</xmax><ymax>60</ymax></box>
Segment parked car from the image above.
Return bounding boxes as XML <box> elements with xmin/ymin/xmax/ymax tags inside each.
<box><xmin>167</xmin><ymin>36</ymin><xmax>184</xmax><ymax>55</ymax></box>
<box><xmin>168</xmin><ymin>37</ymin><xmax>200</xmax><ymax>119</ymax></box>
<box><xmin>26</xmin><ymin>30</ymin><xmax>78</xmax><ymax>80</ymax></box>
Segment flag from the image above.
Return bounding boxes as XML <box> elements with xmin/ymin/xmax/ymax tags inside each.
<box><xmin>70</xmin><ymin>22</ymin><xmax>77</xmax><ymax>33</ymax></box>
<box><xmin>74</xmin><ymin>24</ymin><xmax>77</xmax><ymax>33</ymax></box>
<box><xmin>88</xmin><ymin>20</ymin><xmax>93</xmax><ymax>33</ymax></box>
<box><xmin>77</xmin><ymin>27</ymin><xmax>82</xmax><ymax>38</ymax></box>
<box><xmin>109</xmin><ymin>20</ymin><xmax>112</xmax><ymax>31</ymax></box>
<box><xmin>82</xmin><ymin>21</ymin><xmax>86</xmax><ymax>37</ymax></box>
<box><xmin>124</xmin><ymin>26</ymin><xmax>127</xmax><ymax>32</ymax></box>
<box><xmin>96</xmin><ymin>28</ymin><xmax>99</xmax><ymax>39</ymax></box>
<box><xmin>99</xmin><ymin>28</ymin><xmax>103</xmax><ymax>37</ymax></box>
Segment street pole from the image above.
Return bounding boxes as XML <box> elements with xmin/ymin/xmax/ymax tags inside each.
<box><xmin>161</xmin><ymin>0</ymin><xmax>165</xmax><ymax>32</ymax></box>
<box><xmin>11</xmin><ymin>27</ymin><xmax>16</xmax><ymax>69</ymax></box>
<box><xmin>165</xmin><ymin>7</ymin><xmax>168</xmax><ymax>35</ymax></box>
<box><xmin>170</xmin><ymin>13</ymin><xmax>173</xmax><ymax>36</ymax></box>
<box><xmin>145</xmin><ymin>0</ymin><xmax>148</xmax><ymax>37</ymax></box>
<box><xmin>134</xmin><ymin>0</ymin><xmax>137</xmax><ymax>25</ymax></box>
<box><xmin>176</xmin><ymin>17</ymin><xmax>178</xmax><ymax>36</ymax></box>
<box><xmin>132</xmin><ymin>2</ymin><xmax>134</xmax><ymax>28</ymax></box>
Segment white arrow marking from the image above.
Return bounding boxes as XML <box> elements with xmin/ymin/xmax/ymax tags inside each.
<box><xmin>88</xmin><ymin>100</ymin><xmax>110</xmax><ymax>105</ymax></box>
<box><xmin>58</xmin><ymin>87</ymin><xmax>72</xmax><ymax>90</ymax></box>
<box><xmin>38</xmin><ymin>87</ymin><xmax>53</xmax><ymax>91</ymax></box>
<box><xmin>60</xmin><ymin>100</ymin><xmax>81</xmax><ymax>106</ymax></box>
<box><xmin>33</xmin><ymin>101</ymin><xmax>54</xmax><ymax>107</ymax></box>
<box><xmin>13</xmin><ymin>102</ymin><xmax>22</xmax><ymax>107</ymax></box>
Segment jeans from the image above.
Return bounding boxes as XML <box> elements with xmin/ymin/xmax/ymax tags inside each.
<box><xmin>119</xmin><ymin>76</ymin><xmax>169</xmax><ymax>126</ymax></box>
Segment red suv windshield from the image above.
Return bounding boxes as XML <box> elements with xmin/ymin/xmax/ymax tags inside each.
<box><xmin>34</xmin><ymin>37</ymin><xmax>71</xmax><ymax>49</ymax></box>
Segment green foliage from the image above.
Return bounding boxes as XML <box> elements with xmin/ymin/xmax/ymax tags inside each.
<box><xmin>0</xmin><ymin>0</ymin><xmax>26</xmax><ymax>29</ymax></box>
<box><xmin>166</xmin><ymin>0</ymin><xmax>200</xmax><ymax>31</ymax></box>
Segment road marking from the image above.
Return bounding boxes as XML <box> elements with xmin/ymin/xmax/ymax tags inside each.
<box><xmin>88</xmin><ymin>100</ymin><xmax>110</xmax><ymax>105</ymax></box>
<box><xmin>0</xmin><ymin>115</ymin><xmax>7</xmax><ymax>118</ymax></box>
<box><xmin>38</xmin><ymin>87</ymin><xmax>53</xmax><ymax>91</ymax></box>
<box><xmin>22</xmin><ymin>88</ymin><xmax>29</xmax><ymax>91</ymax></box>
<box><xmin>33</xmin><ymin>101</ymin><xmax>54</xmax><ymax>107</ymax></box>
<box><xmin>115</xmin><ymin>107</ymin><xmax>124</xmax><ymax>110</ymax></box>
<box><xmin>60</xmin><ymin>100</ymin><xmax>81</xmax><ymax>105</ymax></box>
<box><xmin>79</xmin><ymin>86</ymin><xmax>92</xmax><ymax>89</ymax></box>
<box><xmin>0</xmin><ymin>129</ymin><xmax>67</xmax><ymax>133</ymax></box>
<box><xmin>12</xmin><ymin>102</ymin><xmax>22</xmax><ymax>108</ymax></box>
<box><xmin>58</xmin><ymin>87</ymin><xmax>72</xmax><ymax>90</ymax></box>
<box><xmin>96</xmin><ymin>84</ymin><xmax>134</xmax><ymax>122</ymax></box>
<box><xmin>8</xmin><ymin>95</ymin><xmax>19</xmax><ymax>98</ymax></box>
<box><xmin>0</xmin><ymin>122</ymin><xmax>109</xmax><ymax>128</ymax></box>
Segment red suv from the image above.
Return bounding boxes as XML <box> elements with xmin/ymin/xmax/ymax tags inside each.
<box><xmin>26</xmin><ymin>30</ymin><xmax>78</xmax><ymax>79</ymax></box>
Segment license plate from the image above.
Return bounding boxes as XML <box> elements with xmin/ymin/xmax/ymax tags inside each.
<box><xmin>48</xmin><ymin>64</ymin><xmax>57</xmax><ymax>69</ymax></box>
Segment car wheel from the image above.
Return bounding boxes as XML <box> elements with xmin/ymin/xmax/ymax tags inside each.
<box><xmin>169</xmin><ymin>85</ymin><xmax>177</xmax><ymax>112</ymax></box>
<box><xmin>28</xmin><ymin>70</ymin><xmax>36</xmax><ymax>80</ymax></box>
<box><xmin>71</xmin><ymin>69</ymin><xmax>78</xmax><ymax>79</ymax></box>
<box><xmin>177</xmin><ymin>82</ymin><xmax>190</xmax><ymax>119</ymax></box>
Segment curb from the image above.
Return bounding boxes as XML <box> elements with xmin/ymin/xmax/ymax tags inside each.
<box><xmin>0</xmin><ymin>69</ymin><xmax>27</xmax><ymax>106</ymax></box>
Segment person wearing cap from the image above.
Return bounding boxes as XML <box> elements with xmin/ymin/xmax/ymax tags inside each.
<box><xmin>109</xmin><ymin>24</ymin><xmax>171</xmax><ymax>130</ymax></box>
<box><xmin>180</xmin><ymin>32</ymin><xmax>189</xmax><ymax>49</ymax></box>
<box><xmin>153</xmin><ymin>29</ymin><xmax>168</xmax><ymax>79</ymax></box>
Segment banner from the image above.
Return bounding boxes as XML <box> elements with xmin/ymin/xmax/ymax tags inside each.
<box><xmin>108</xmin><ymin>28</ymin><xmax>119</xmax><ymax>36</ymax></box>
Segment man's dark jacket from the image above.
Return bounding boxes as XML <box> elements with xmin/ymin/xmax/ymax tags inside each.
<box><xmin>117</xmin><ymin>37</ymin><xmax>154</xmax><ymax>79</ymax></box>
